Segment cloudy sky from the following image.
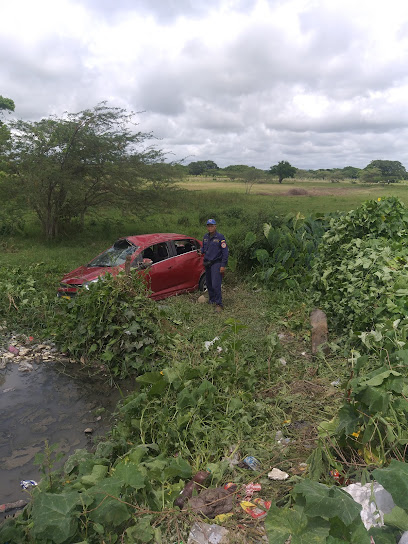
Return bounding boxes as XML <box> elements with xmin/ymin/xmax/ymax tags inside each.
<box><xmin>2</xmin><ymin>0</ymin><xmax>408</xmax><ymax>170</ymax></box>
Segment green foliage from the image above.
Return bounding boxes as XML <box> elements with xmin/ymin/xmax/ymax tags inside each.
<box><xmin>0</xmin><ymin>263</ymin><xmax>57</xmax><ymax>332</ymax></box>
<box><xmin>50</xmin><ymin>271</ymin><xmax>172</xmax><ymax>378</ymax></box>
<box><xmin>312</xmin><ymin>197</ymin><xmax>408</xmax><ymax>332</ymax></box>
<box><xmin>268</xmin><ymin>160</ymin><xmax>297</xmax><ymax>183</ymax></box>
<box><xmin>5</xmin><ymin>102</ymin><xmax>170</xmax><ymax>240</ymax></box>
<box><xmin>244</xmin><ymin>213</ymin><xmax>328</xmax><ymax>287</ymax></box>
<box><xmin>366</xmin><ymin>160</ymin><xmax>407</xmax><ymax>182</ymax></box>
<box><xmin>265</xmin><ymin>480</ymin><xmax>370</xmax><ymax>543</ymax></box>
<box><xmin>188</xmin><ymin>160</ymin><xmax>218</xmax><ymax>175</ymax></box>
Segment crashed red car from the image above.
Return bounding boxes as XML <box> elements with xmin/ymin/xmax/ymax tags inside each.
<box><xmin>57</xmin><ymin>233</ymin><xmax>206</xmax><ymax>300</ymax></box>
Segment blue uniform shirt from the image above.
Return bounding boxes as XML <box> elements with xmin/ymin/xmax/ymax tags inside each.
<box><xmin>202</xmin><ymin>231</ymin><xmax>229</xmax><ymax>266</ymax></box>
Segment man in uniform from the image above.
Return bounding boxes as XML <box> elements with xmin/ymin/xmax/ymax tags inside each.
<box><xmin>201</xmin><ymin>219</ymin><xmax>229</xmax><ymax>312</ymax></box>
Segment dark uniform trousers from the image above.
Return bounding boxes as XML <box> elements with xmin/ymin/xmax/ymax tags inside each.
<box><xmin>201</xmin><ymin>231</ymin><xmax>229</xmax><ymax>306</ymax></box>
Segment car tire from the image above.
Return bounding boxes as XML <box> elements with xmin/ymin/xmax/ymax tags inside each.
<box><xmin>199</xmin><ymin>274</ymin><xmax>207</xmax><ymax>292</ymax></box>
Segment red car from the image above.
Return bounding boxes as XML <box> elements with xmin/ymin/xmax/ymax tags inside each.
<box><xmin>58</xmin><ymin>233</ymin><xmax>206</xmax><ymax>300</ymax></box>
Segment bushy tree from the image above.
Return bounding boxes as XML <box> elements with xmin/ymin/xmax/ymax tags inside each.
<box><xmin>3</xmin><ymin>103</ymin><xmax>169</xmax><ymax>239</ymax></box>
<box><xmin>366</xmin><ymin>160</ymin><xmax>407</xmax><ymax>182</ymax></box>
<box><xmin>268</xmin><ymin>161</ymin><xmax>297</xmax><ymax>183</ymax></box>
<box><xmin>359</xmin><ymin>167</ymin><xmax>382</xmax><ymax>183</ymax></box>
<box><xmin>188</xmin><ymin>160</ymin><xmax>218</xmax><ymax>176</ymax></box>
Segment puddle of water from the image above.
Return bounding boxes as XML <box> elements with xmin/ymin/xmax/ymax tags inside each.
<box><xmin>0</xmin><ymin>361</ymin><xmax>132</xmax><ymax>511</ymax></box>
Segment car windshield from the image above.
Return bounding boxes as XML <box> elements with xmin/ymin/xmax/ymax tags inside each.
<box><xmin>88</xmin><ymin>239</ymin><xmax>138</xmax><ymax>267</ymax></box>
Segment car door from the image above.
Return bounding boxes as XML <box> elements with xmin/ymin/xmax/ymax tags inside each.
<box><xmin>136</xmin><ymin>241</ymin><xmax>178</xmax><ymax>297</ymax></box>
<box><xmin>167</xmin><ymin>238</ymin><xmax>203</xmax><ymax>293</ymax></box>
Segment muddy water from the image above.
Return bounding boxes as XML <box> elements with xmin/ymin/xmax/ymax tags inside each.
<box><xmin>0</xmin><ymin>361</ymin><xmax>133</xmax><ymax>511</ymax></box>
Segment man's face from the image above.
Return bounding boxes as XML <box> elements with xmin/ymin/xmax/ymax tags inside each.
<box><xmin>207</xmin><ymin>224</ymin><xmax>216</xmax><ymax>235</ymax></box>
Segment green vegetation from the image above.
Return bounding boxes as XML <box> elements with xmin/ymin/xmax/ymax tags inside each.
<box><xmin>6</xmin><ymin>187</ymin><xmax>408</xmax><ymax>542</ymax></box>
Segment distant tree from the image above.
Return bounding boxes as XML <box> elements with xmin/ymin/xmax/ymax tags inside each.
<box><xmin>359</xmin><ymin>167</ymin><xmax>382</xmax><ymax>183</ymax></box>
<box><xmin>366</xmin><ymin>160</ymin><xmax>407</xmax><ymax>182</ymax></box>
<box><xmin>0</xmin><ymin>95</ymin><xmax>14</xmax><ymax>117</ymax></box>
<box><xmin>188</xmin><ymin>160</ymin><xmax>218</xmax><ymax>176</ymax></box>
<box><xmin>4</xmin><ymin>103</ymin><xmax>168</xmax><ymax>239</ymax></box>
<box><xmin>342</xmin><ymin>166</ymin><xmax>360</xmax><ymax>179</ymax></box>
<box><xmin>268</xmin><ymin>161</ymin><xmax>297</xmax><ymax>183</ymax></box>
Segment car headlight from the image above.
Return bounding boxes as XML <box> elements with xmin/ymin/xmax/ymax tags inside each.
<box><xmin>83</xmin><ymin>278</ymin><xmax>100</xmax><ymax>290</ymax></box>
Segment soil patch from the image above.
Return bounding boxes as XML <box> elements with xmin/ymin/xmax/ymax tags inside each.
<box><xmin>286</xmin><ymin>188</ymin><xmax>309</xmax><ymax>196</ymax></box>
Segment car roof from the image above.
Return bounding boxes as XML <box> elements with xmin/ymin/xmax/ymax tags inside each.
<box><xmin>124</xmin><ymin>233</ymin><xmax>197</xmax><ymax>246</ymax></box>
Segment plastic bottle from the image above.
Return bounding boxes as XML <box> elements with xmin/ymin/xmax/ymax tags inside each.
<box><xmin>174</xmin><ymin>470</ymin><xmax>210</xmax><ymax>509</ymax></box>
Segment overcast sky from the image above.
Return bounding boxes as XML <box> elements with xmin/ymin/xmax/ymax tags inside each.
<box><xmin>2</xmin><ymin>0</ymin><xmax>408</xmax><ymax>170</ymax></box>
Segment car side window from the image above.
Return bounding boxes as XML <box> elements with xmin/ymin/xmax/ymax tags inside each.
<box><xmin>174</xmin><ymin>239</ymin><xmax>198</xmax><ymax>255</ymax></box>
<box><xmin>142</xmin><ymin>242</ymin><xmax>169</xmax><ymax>263</ymax></box>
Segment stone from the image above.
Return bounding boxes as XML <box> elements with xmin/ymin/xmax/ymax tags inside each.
<box><xmin>310</xmin><ymin>308</ymin><xmax>329</xmax><ymax>355</ymax></box>
<box><xmin>197</xmin><ymin>295</ymin><xmax>207</xmax><ymax>304</ymax></box>
<box><xmin>84</xmin><ymin>428</ymin><xmax>93</xmax><ymax>434</ymax></box>
<box><xmin>18</xmin><ymin>361</ymin><xmax>34</xmax><ymax>372</ymax></box>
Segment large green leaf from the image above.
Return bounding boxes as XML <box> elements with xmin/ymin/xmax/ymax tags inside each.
<box><xmin>293</xmin><ymin>480</ymin><xmax>362</xmax><ymax>526</ymax></box>
<box><xmin>88</xmin><ymin>495</ymin><xmax>131</xmax><ymax>527</ymax></box>
<box><xmin>31</xmin><ymin>491</ymin><xmax>80</xmax><ymax>544</ymax></box>
<box><xmin>265</xmin><ymin>503</ymin><xmax>330</xmax><ymax>544</ymax></box>
<box><xmin>383</xmin><ymin>505</ymin><xmax>408</xmax><ymax>531</ymax></box>
<box><xmin>113</xmin><ymin>461</ymin><xmax>146</xmax><ymax>490</ymax></box>
<box><xmin>373</xmin><ymin>460</ymin><xmax>408</xmax><ymax>509</ymax></box>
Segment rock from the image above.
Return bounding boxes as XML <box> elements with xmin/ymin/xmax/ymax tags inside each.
<box><xmin>34</xmin><ymin>355</ymin><xmax>42</xmax><ymax>364</ymax></box>
<box><xmin>310</xmin><ymin>308</ymin><xmax>329</xmax><ymax>355</ymax></box>
<box><xmin>197</xmin><ymin>295</ymin><xmax>207</xmax><ymax>304</ymax></box>
<box><xmin>0</xmin><ymin>358</ymin><xmax>8</xmax><ymax>370</ymax></box>
<box><xmin>188</xmin><ymin>487</ymin><xmax>235</xmax><ymax>518</ymax></box>
<box><xmin>268</xmin><ymin>468</ymin><xmax>289</xmax><ymax>480</ymax></box>
<box><xmin>96</xmin><ymin>416</ymin><xmax>102</xmax><ymax>421</ymax></box>
<box><xmin>18</xmin><ymin>361</ymin><xmax>33</xmax><ymax>372</ymax></box>
<box><xmin>84</xmin><ymin>428</ymin><xmax>93</xmax><ymax>434</ymax></box>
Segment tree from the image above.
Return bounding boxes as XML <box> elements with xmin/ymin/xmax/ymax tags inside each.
<box><xmin>341</xmin><ymin>166</ymin><xmax>360</xmax><ymax>179</ymax></box>
<box><xmin>0</xmin><ymin>95</ymin><xmax>15</xmax><ymax>118</ymax></box>
<box><xmin>268</xmin><ymin>161</ymin><xmax>297</xmax><ymax>183</ymax></box>
<box><xmin>188</xmin><ymin>160</ymin><xmax>218</xmax><ymax>176</ymax></box>
<box><xmin>4</xmin><ymin>103</ymin><xmax>168</xmax><ymax>239</ymax></box>
<box><xmin>359</xmin><ymin>167</ymin><xmax>382</xmax><ymax>183</ymax></box>
<box><xmin>365</xmin><ymin>160</ymin><xmax>407</xmax><ymax>182</ymax></box>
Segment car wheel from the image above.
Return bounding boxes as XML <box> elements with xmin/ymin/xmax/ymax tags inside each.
<box><xmin>199</xmin><ymin>274</ymin><xmax>207</xmax><ymax>292</ymax></box>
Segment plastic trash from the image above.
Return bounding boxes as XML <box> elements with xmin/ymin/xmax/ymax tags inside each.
<box><xmin>399</xmin><ymin>532</ymin><xmax>408</xmax><ymax>544</ymax></box>
<box><xmin>242</xmin><ymin>456</ymin><xmax>261</xmax><ymax>471</ymax></box>
<box><xmin>240</xmin><ymin>497</ymin><xmax>271</xmax><ymax>519</ymax></box>
<box><xmin>278</xmin><ymin>357</ymin><xmax>287</xmax><ymax>366</ymax></box>
<box><xmin>331</xmin><ymin>379</ymin><xmax>341</xmax><ymax>387</ymax></box>
<box><xmin>0</xmin><ymin>499</ymin><xmax>28</xmax><ymax>513</ymax></box>
<box><xmin>187</xmin><ymin>522</ymin><xmax>229</xmax><ymax>544</ymax></box>
<box><xmin>20</xmin><ymin>480</ymin><xmax>38</xmax><ymax>489</ymax></box>
<box><xmin>343</xmin><ymin>482</ymin><xmax>395</xmax><ymax>529</ymax></box>
<box><xmin>204</xmin><ymin>337</ymin><xmax>220</xmax><ymax>351</ymax></box>
<box><xmin>275</xmin><ymin>431</ymin><xmax>291</xmax><ymax>446</ymax></box>
<box><xmin>242</xmin><ymin>482</ymin><xmax>262</xmax><ymax>498</ymax></box>
<box><xmin>8</xmin><ymin>346</ymin><xmax>19</xmax><ymax>355</ymax></box>
<box><xmin>268</xmin><ymin>468</ymin><xmax>289</xmax><ymax>480</ymax></box>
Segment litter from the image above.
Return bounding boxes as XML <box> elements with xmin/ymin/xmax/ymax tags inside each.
<box><xmin>242</xmin><ymin>482</ymin><xmax>261</xmax><ymax>499</ymax></box>
<box><xmin>20</xmin><ymin>480</ymin><xmax>38</xmax><ymax>489</ymax></box>
<box><xmin>343</xmin><ymin>482</ymin><xmax>395</xmax><ymax>530</ymax></box>
<box><xmin>240</xmin><ymin>498</ymin><xmax>271</xmax><ymax>519</ymax></box>
<box><xmin>8</xmin><ymin>346</ymin><xmax>19</xmax><ymax>355</ymax></box>
<box><xmin>242</xmin><ymin>456</ymin><xmax>261</xmax><ymax>471</ymax></box>
<box><xmin>204</xmin><ymin>337</ymin><xmax>220</xmax><ymax>351</ymax></box>
<box><xmin>187</xmin><ymin>522</ymin><xmax>230</xmax><ymax>544</ymax></box>
<box><xmin>268</xmin><ymin>468</ymin><xmax>289</xmax><ymax>480</ymax></box>
<box><xmin>278</xmin><ymin>357</ymin><xmax>287</xmax><ymax>366</ymax></box>
<box><xmin>331</xmin><ymin>379</ymin><xmax>341</xmax><ymax>387</ymax></box>
<box><xmin>221</xmin><ymin>445</ymin><xmax>240</xmax><ymax>468</ymax></box>
<box><xmin>0</xmin><ymin>499</ymin><xmax>28</xmax><ymax>513</ymax></box>
<box><xmin>275</xmin><ymin>431</ymin><xmax>291</xmax><ymax>446</ymax></box>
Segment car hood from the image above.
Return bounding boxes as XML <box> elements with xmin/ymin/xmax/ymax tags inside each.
<box><xmin>60</xmin><ymin>265</ymin><xmax>122</xmax><ymax>285</ymax></box>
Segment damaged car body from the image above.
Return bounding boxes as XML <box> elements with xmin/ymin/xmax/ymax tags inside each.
<box><xmin>58</xmin><ymin>233</ymin><xmax>206</xmax><ymax>300</ymax></box>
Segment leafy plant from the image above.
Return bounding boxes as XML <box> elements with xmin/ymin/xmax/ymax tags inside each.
<box><xmin>50</xmin><ymin>271</ymin><xmax>172</xmax><ymax>378</ymax></box>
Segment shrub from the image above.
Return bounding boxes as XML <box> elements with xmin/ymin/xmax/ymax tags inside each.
<box><xmin>50</xmin><ymin>271</ymin><xmax>173</xmax><ymax>378</ymax></box>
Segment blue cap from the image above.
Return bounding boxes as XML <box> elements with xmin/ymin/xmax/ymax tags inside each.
<box><xmin>207</xmin><ymin>218</ymin><xmax>216</xmax><ymax>225</ymax></box>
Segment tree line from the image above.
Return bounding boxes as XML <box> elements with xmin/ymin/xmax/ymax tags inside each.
<box><xmin>187</xmin><ymin>159</ymin><xmax>408</xmax><ymax>185</ymax></box>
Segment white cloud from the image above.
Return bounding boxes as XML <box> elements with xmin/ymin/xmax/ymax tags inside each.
<box><xmin>2</xmin><ymin>0</ymin><xmax>408</xmax><ymax>169</ymax></box>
